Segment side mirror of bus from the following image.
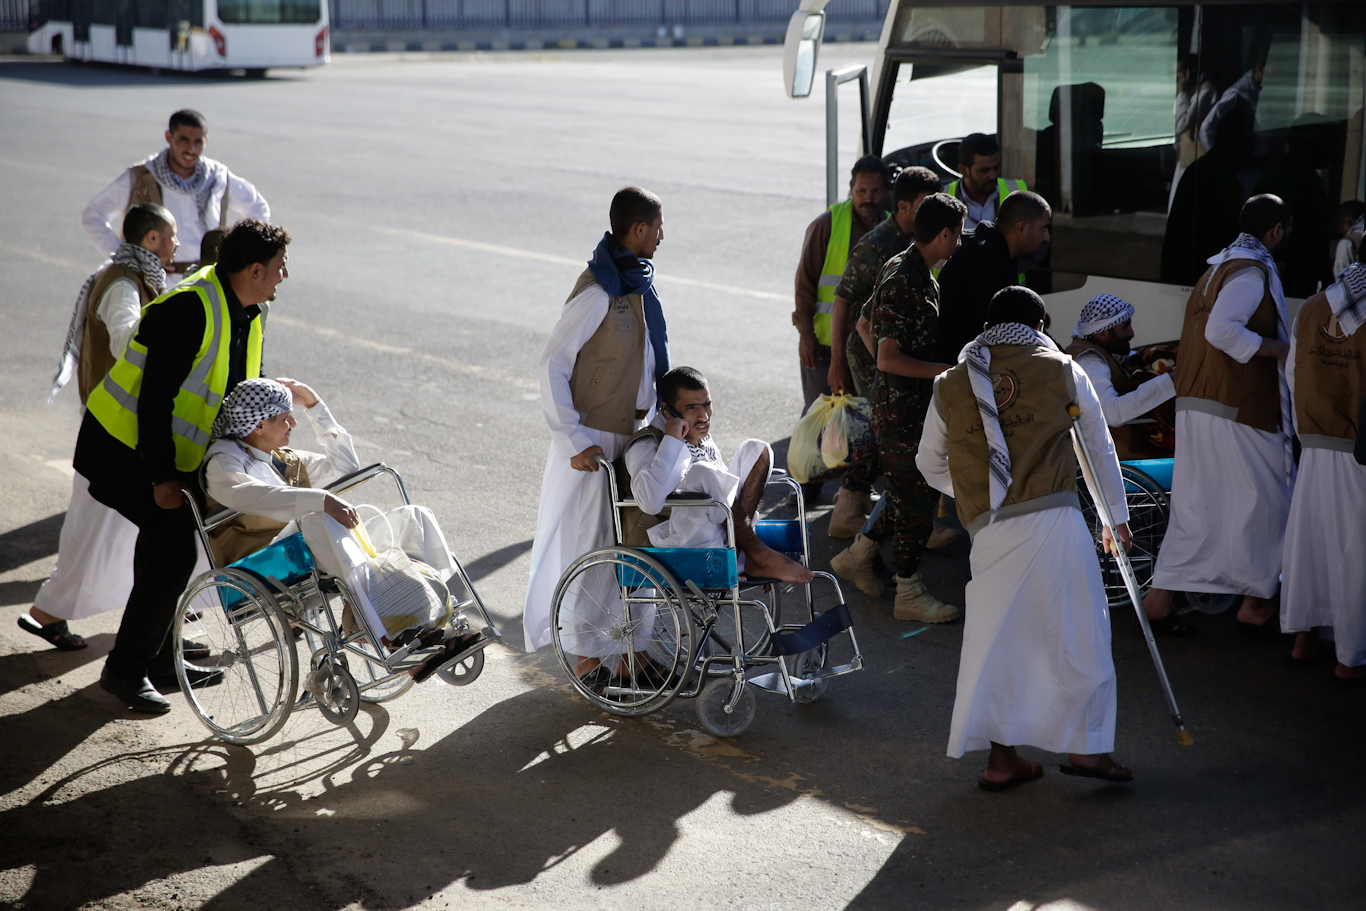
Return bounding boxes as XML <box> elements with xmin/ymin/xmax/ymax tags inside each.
<box><xmin>783</xmin><ymin>11</ymin><xmax>825</xmax><ymax>99</ymax></box>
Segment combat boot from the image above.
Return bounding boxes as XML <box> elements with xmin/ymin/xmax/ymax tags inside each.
<box><xmin>830</xmin><ymin>533</ymin><xmax>886</xmax><ymax>597</ymax></box>
<box><xmin>893</xmin><ymin>572</ymin><xmax>960</xmax><ymax>623</ymax></box>
<box><xmin>828</xmin><ymin>487</ymin><xmax>873</xmax><ymax>538</ymax></box>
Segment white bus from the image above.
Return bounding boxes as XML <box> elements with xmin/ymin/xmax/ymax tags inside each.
<box><xmin>785</xmin><ymin>0</ymin><xmax>1366</xmax><ymax>342</ymax></box>
<box><xmin>27</xmin><ymin>0</ymin><xmax>329</xmax><ymax>74</ymax></box>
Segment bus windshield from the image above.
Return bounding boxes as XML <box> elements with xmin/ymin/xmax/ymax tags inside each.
<box><xmin>217</xmin><ymin>0</ymin><xmax>322</xmax><ymax>25</ymax></box>
<box><xmin>878</xmin><ymin>4</ymin><xmax>1366</xmax><ymax>300</ymax></box>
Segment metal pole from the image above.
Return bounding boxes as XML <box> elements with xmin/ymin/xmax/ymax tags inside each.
<box><xmin>825</xmin><ymin>64</ymin><xmax>869</xmax><ymax>207</ymax></box>
<box><xmin>1067</xmin><ymin>404</ymin><xmax>1193</xmax><ymax>746</ymax></box>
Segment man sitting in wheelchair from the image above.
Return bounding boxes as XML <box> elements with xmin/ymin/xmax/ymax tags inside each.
<box><xmin>621</xmin><ymin>366</ymin><xmax>814</xmax><ymax>585</ymax></box>
<box><xmin>202</xmin><ymin>378</ymin><xmax>480</xmax><ymax>680</ymax></box>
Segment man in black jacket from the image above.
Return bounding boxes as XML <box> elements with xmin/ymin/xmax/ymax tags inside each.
<box><xmin>936</xmin><ymin>191</ymin><xmax>1052</xmax><ymax>363</ymax></box>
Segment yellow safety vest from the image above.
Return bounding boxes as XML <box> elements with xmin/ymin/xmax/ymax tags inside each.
<box><xmin>942</xmin><ymin>177</ymin><xmax>1029</xmax><ymax>282</ymax></box>
<box><xmin>86</xmin><ymin>265</ymin><xmax>263</xmax><ymax>473</ymax></box>
<box><xmin>812</xmin><ymin>200</ymin><xmax>855</xmax><ymax>347</ymax></box>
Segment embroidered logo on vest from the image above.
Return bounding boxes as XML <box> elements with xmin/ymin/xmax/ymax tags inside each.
<box><xmin>1321</xmin><ymin>314</ymin><xmax>1348</xmax><ymax>341</ymax></box>
<box><xmin>991</xmin><ymin>371</ymin><xmax>1018</xmax><ymax>409</ymax></box>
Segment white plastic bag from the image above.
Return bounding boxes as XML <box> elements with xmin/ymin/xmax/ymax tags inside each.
<box><xmin>787</xmin><ymin>394</ymin><xmax>838</xmax><ymax>483</ymax></box>
<box><xmin>821</xmin><ymin>393</ymin><xmax>874</xmax><ymax>469</ymax></box>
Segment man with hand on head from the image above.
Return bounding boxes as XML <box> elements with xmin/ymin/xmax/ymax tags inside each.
<box><xmin>826</xmin><ymin>165</ymin><xmax>942</xmax><ymax>539</ymax></box>
<box><xmin>523</xmin><ymin>188</ymin><xmax>670</xmax><ymax>688</ymax></box>
<box><xmin>833</xmin><ymin>194</ymin><xmax>964</xmax><ymax>621</ymax></box>
<box><xmin>918</xmin><ymin>286</ymin><xmax>1134</xmax><ymax>790</ymax></box>
<box><xmin>81</xmin><ymin>219</ymin><xmax>290</xmax><ymax>713</ymax></box>
<box><xmin>19</xmin><ymin>204</ymin><xmax>182</xmax><ymax>653</ymax></box>
<box><xmin>83</xmin><ymin>109</ymin><xmax>269</xmax><ymax>289</ymax></box>
<box><xmin>1064</xmin><ymin>294</ymin><xmax>1178</xmax><ymax>460</ymax></box>
<box><xmin>1146</xmin><ymin>195</ymin><xmax>1296</xmax><ymax>636</ymax></box>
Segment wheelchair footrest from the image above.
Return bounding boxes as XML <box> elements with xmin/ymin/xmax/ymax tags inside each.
<box><xmin>773</xmin><ymin>603</ymin><xmax>854</xmax><ymax>656</ymax></box>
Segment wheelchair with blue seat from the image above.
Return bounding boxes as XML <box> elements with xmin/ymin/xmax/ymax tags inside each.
<box><xmin>549</xmin><ymin>455</ymin><xmax>863</xmax><ymax>737</ymax></box>
<box><xmin>174</xmin><ymin>463</ymin><xmax>501</xmax><ymax>745</ymax></box>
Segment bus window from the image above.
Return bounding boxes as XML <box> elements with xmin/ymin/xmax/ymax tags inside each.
<box><xmin>216</xmin><ymin>0</ymin><xmax>322</xmax><ymax>25</ymax></box>
<box><xmin>882</xmin><ymin>64</ymin><xmax>998</xmax><ymax>176</ymax></box>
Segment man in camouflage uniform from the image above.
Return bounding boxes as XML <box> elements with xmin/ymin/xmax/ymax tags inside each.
<box><xmin>827</xmin><ymin>166</ymin><xmax>943</xmax><ymax>540</ymax></box>
<box><xmin>832</xmin><ymin>194</ymin><xmax>966</xmax><ymax>622</ymax></box>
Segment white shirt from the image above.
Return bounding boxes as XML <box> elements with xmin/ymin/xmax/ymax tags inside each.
<box><xmin>539</xmin><ymin>281</ymin><xmax>655</xmax><ymax>459</ymax></box>
<box><xmin>1073</xmin><ymin>348</ymin><xmax>1176</xmax><ymax>428</ymax></box>
<box><xmin>960</xmin><ymin>190</ymin><xmax>999</xmax><ymax>233</ymax></box>
<box><xmin>1205</xmin><ymin>267</ymin><xmax>1284</xmax><ymax>364</ymax></box>
<box><xmin>83</xmin><ymin>153</ymin><xmax>270</xmax><ymax>275</ymax></box>
<box><xmin>95</xmin><ymin>275</ymin><xmax>144</xmax><ymax>360</ymax></box>
<box><xmin>623</xmin><ymin>420</ymin><xmax>690</xmax><ymax>516</ymax></box>
<box><xmin>917</xmin><ymin>359</ymin><xmax>1129</xmax><ymax>525</ymax></box>
<box><xmin>201</xmin><ymin>400</ymin><xmax>360</xmax><ymax>521</ymax></box>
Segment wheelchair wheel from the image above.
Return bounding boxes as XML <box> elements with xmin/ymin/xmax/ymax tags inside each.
<box><xmin>697</xmin><ymin>677</ymin><xmax>757</xmax><ymax>738</ymax></box>
<box><xmin>176</xmin><ymin>569</ymin><xmax>299</xmax><ymax>746</ymax></box>
<box><xmin>1077</xmin><ymin>465</ymin><xmax>1169</xmax><ymax>608</ymax></box>
<box><xmin>551</xmin><ymin>548</ymin><xmax>695</xmax><ymax>717</ymax></box>
<box><xmin>697</xmin><ymin>595</ymin><xmax>774</xmax><ymax>677</ymax></box>
<box><xmin>308</xmin><ymin>651</ymin><xmax>361</xmax><ymax>725</ymax></box>
<box><xmin>436</xmin><ymin>648</ymin><xmax>484</xmax><ymax>686</ymax></box>
<box><xmin>349</xmin><ymin>639</ymin><xmax>416</xmax><ymax>703</ymax></box>
<box><xmin>786</xmin><ymin>646</ymin><xmax>830</xmax><ymax>704</ymax></box>
<box><xmin>1181</xmin><ymin>590</ymin><xmax>1240</xmax><ymax>615</ymax></box>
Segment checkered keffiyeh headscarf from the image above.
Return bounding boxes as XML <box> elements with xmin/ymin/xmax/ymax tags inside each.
<box><xmin>211</xmin><ymin>378</ymin><xmax>292</xmax><ymax>440</ymax></box>
<box><xmin>1072</xmin><ymin>294</ymin><xmax>1135</xmax><ymax>339</ymax></box>
<box><xmin>1328</xmin><ymin>262</ymin><xmax>1366</xmax><ymax>338</ymax></box>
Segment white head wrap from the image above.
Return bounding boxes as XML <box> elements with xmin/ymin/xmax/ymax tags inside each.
<box><xmin>212</xmin><ymin>378</ymin><xmax>293</xmax><ymax>441</ymax></box>
<box><xmin>1072</xmin><ymin>294</ymin><xmax>1135</xmax><ymax>339</ymax></box>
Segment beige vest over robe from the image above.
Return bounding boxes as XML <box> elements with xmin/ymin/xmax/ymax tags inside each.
<box><xmin>936</xmin><ymin>345</ymin><xmax>1079</xmax><ymax>535</ymax></box>
<box><xmin>78</xmin><ymin>263</ymin><xmax>159</xmax><ymax>405</ymax></box>
<box><xmin>1292</xmin><ymin>291</ymin><xmax>1366</xmax><ymax>451</ymax></box>
<box><xmin>1174</xmin><ymin>260</ymin><xmax>1282</xmax><ymax>434</ymax></box>
<box><xmin>613</xmin><ymin>425</ymin><xmax>669</xmax><ymax>547</ymax></box>
<box><xmin>566</xmin><ymin>268</ymin><xmax>648</xmax><ymax>436</ymax></box>
<box><xmin>207</xmin><ymin>449</ymin><xmax>311</xmax><ymax>566</ymax></box>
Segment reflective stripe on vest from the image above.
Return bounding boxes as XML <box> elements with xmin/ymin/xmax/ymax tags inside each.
<box><xmin>941</xmin><ymin>177</ymin><xmax>1029</xmax><ymax>282</ymax></box>
<box><xmin>86</xmin><ymin>265</ymin><xmax>263</xmax><ymax>472</ymax></box>
<box><xmin>813</xmin><ymin>200</ymin><xmax>854</xmax><ymax>347</ymax></box>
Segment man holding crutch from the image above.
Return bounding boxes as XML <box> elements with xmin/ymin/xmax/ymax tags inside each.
<box><xmin>917</xmin><ymin>286</ymin><xmax>1135</xmax><ymax>789</ymax></box>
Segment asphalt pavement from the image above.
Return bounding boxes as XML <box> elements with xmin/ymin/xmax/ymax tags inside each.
<box><xmin>1</xmin><ymin>49</ymin><xmax>1363</xmax><ymax>911</ymax></box>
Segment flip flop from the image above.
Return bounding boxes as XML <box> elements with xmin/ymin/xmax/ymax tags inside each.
<box><xmin>1059</xmin><ymin>756</ymin><xmax>1134</xmax><ymax>783</ymax></box>
<box><xmin>978</xmin><ymin>761</ymin><xmax>1044</xmax><ymax>792</ymax></box>
<box><xmin>1149</xmin><ymin>612</ymin><xmax>1197</xmax><ymax>637</ymax></box>
<box><xmin>412</xmin><ymin>632</ymin><xmax>482</xmax><ymax>684</ymax></box>
<box><xmin>575</xmin><ymin>665</ymin><xmax>615</xmax><ymax>695</ymax></box>
<box><xmin>17</xmin><ymin>614</ymin><xmax>87</xmax><ymax>651</ymax></box>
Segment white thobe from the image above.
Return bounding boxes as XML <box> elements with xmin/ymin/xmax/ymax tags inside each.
<box><xmin>522</xmin><ymin>282</ymin><xmax>655</xmax><ymax>656</ymax></box>
<box><xmin>1073</xmin><ymin>347</ymin><xmax>1176</xmax><ymax>435</ymax></box>
<box><xmin>918</xmin><ymin>361</ymin><xmax>1129</xmax><ymax>757</ymax></box>
<box><xmin>1279</xmin><ymin>305</ymin><xmax>1366</xmax><ymax>666</ymax></box>
<box><xmin>623</xmin><ymin>420</ymin><xmax>772</xmax><ymax>562</ymax></box>
<box><xmin>83</xmin><ymin>154</ymin><xmax>269</xmax><ymax>286</ymax></box>
<box><xmin>1334</xmin><ymin>217</ymin><xmax>1363</xmax><ymax>278</ymax></box>
<box><xmin>1152</xmin><ymin>268</ymin><xmax>1293</xmax><ymax>598</ymax></box>
<box><xmin>95</xmin><ymin>276</ymin><xmax>145</xmax><ymax>363</ymax></box>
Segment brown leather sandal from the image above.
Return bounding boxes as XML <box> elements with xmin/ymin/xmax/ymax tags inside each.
<box><xmin>1059</xmin><ymin>755</ymin><xmax>1133</xmax><ymax>783</ymax></box>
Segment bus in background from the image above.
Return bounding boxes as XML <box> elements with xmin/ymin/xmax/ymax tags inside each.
<box><xmin>27</xmin><ymin>0</ymin><xmax>329</xmax><ymax>75</ymax></box>
<box><xmin>784</xmin><ymin>1</ymin><xmax>1366</xmax><ymax>342</ymax></box>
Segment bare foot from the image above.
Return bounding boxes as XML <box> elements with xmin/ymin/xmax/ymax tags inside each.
<box><xmin>743</xmin><ymin>543</ymin><xmax>814</xmax><ymax>584</ymax></box>
<box><xmin>1291</xmin><ymin>631</ymin><xmax>1320</xmax><ymax>661</ymax></box>
<box><xmin>1236</xmin><ymin>595</ymin><xmax>1275</xmax><ymax>627</ymax></box>
<box><xmin>29</xmin><ymin>606</ymin><xmax>61</xmax><ymax>626</ymax></box>
<box><xmin>1143</xmin><ymin>586</ymin><xmax>1174</xmax><ymax>621</ymax></box>
<box><xmin>983</xmin><ymin>743</ymin><xmax>1040</xmax><ymax>783</ymax></box>
<box><xmin>1336</xmin><ymin>663</ymin><xmax>1366</xmax><ymax>681</ymax></box>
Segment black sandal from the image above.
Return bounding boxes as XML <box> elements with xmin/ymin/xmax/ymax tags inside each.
<box><xmin>978</xmin><ymin>761</ymin><xmax>1044</xmax><ymax>792</ymax></box>
<box><xmin>1059</xmin><ymin>755</ymin><xmax>1134</xmax><ymax>783</ymax></box>
<box><xmin>17</xmin><ymin>614</ymin><xmax>87</xmax><ymax>651</ymax></box>
<box><xmin>1149</xmin><ymin>612</ymin><xmax>1196</xmax><ymax>637</ymax></box>
<box><xmin>575</xmin><ymin>665</ymin><xmax>615</xmax><ymax>695</ymax></box>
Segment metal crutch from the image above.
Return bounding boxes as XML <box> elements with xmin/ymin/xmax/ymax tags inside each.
<box><xmin>1068</xmin><ymin>404</ymin><xmax>1194</xmax><ymax>747</ymax></box>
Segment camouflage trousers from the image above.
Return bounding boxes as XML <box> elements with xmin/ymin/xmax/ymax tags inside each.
<box><xmin>870</xmin><ymin>438</ymin><xmax>937</xmax><ymax>578</ymax></box>
<box><xmin>842</xmin><ymin>331</ymin><xmax>880</xmax><ymax>494</ymax></box>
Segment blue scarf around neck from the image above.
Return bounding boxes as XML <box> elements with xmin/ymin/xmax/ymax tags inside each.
<box><xmin>587</xmin><ymin>232</ymin><xmax>670</xmax><ymax>388</ymax></box>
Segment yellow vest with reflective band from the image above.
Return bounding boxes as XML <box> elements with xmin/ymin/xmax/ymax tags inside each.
<box><xmin>86</xmin><ymin>265</ymin><xmax>263</xmax><ymax>473</ymax></box>
<box><xmin>941</xmin><ymin>177</ymin><xmax>1029</xmax><ymax>281</ymax></box>
<box><xmin>813</xmin><ymin>199</ymin><xmax>855</xmax><ymax>347</ymax></box>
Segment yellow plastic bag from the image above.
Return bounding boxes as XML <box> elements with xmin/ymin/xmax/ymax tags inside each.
<box><xmin>821</xmin><ymin>393</ymin><xmax>874</xmax><ymax>469</ymax></box>
<box><xmin>787</xmin><ymin>394</ymin><xmax>840</xmax><ymax>483</ymax></box>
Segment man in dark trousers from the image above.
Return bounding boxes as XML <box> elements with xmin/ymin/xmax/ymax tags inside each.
<box><xmin>83</xmin><ymin>219</ymin><xmax>291</xmax><ymax>713</ymax></box>
<box><xmin>937</xmin><ymin>191</ymin><xmax>1052</xmax><ymax>364</ymax></box>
